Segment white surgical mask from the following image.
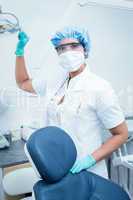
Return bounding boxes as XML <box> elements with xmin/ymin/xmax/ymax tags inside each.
<box><xmin>58</xmin><ymin>50</ymin><xmax>85</xmax><ymax>72</ymax></box>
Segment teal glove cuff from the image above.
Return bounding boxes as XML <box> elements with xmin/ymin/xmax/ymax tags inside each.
<box><xmin>15</xmin><ymin>48</ymin><xmax>24</xmax><ymax>57</ymax></box>
<box><xmin>70</xmin><ymin>154</ymin><xmax>96</xmax><ymax>174</ymax></box>
<box><xmin>86</xmin><ymin>155</ymin><xmax>96</xmax><ymax>166</ymax></box>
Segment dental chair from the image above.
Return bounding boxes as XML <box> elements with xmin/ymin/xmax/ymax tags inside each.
<box><xmin>25</xmin><ymin>126</ymin><xmax>131</xmax><ymax>200</ymax></box>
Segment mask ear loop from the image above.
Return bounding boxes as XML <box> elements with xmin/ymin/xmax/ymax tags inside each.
<box><xmin>83</xmin><ymin>48</ymin><xmax>88</xmax><ymax>59</ymax></box>
<box><xmin>84</xmin><ymin>52</ymin><xmax>87</xmax><ymax>58</ymax></box>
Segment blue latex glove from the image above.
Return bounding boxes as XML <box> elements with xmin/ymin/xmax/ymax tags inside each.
<box><xmin>15</xmin><ymin>31</ymin><xmax>29</xmax><ymax>56</ymax></box>
<box><xmin>70</xmin><ymin>155</ymin><xmax>96</xmax><ymax>174</ymax></box>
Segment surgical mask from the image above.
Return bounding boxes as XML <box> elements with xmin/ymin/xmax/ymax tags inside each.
<box><xmin>58</xmin><ymin>51</ymin><xmax>85</xmax><ymax>72</ymax></box>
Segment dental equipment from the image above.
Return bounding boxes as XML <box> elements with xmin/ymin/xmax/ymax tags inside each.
<box><xmin>0</xmin><ymin>5</ymin><xmax>20</xmax><ymax>34</ymax></box>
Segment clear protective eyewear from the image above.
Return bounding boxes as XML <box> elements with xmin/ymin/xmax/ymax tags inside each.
<box><xmin>55</xmin><ymin>42</ymin><xmax>82</xmax><ymax>54</ymax></box>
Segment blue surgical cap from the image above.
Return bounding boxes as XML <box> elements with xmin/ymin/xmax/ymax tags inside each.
<box><xmin>50</xmin><ymin>26</ymin><xmax>91</xmax><ymax>58</ymax></box>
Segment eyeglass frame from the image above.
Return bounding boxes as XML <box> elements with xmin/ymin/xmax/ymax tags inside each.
<box><xmin>55</xmin><ymin>42</ymin><xmax>84</xmax><ymax>54</ymax></box>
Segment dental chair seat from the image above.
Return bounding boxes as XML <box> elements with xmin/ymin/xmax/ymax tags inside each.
<box><xmin>33</xmin><ymin>171</ymin><xmax>130</xmax><ymax>200</ymax></box>
<box><xmin>26</xmin><ymin>126</ymin><xmax>131</xmax><ymax>200</ymax></box>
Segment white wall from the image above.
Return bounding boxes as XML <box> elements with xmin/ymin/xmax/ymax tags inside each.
<box><xmin>0</xmin><ymin>0</ymin><xmax>71</xmax><ymax>132</ymax></box>
<box><xmin>61</xmin><ymin>3</ymin><xmax>133</xmax><ymax>116</ymax></box>
<box><xmin>0</xmin><ymin>0</ymin><xmax>133</xmax><ymax>133</ymax></box>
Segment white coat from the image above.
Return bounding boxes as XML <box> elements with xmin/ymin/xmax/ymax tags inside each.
<box><xmin>32</xmin><ymin>66</ymin><xmax>125</xmax><ymax>178</ymax></box>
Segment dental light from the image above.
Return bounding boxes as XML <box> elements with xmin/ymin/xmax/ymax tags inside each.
<box><xmin>0</xmin><ymin>5</ymin><xmax>20</xmax><ymax>34</ymax></box>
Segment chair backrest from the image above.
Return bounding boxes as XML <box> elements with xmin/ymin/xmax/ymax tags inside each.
<box><xmin>26</xmin><ymin>126</ymin><xmax>77</xmax><ymax>183</ymax></box>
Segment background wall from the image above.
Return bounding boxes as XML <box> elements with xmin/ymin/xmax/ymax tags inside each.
<box><xmin>0</xmin><ymin>0</ymin><xmax>133</xmax><ymax>134</ymax></box>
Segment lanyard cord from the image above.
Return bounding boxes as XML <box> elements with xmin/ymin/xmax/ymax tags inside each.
<box><xmin>54</xmin><ymin>76</ymin><xmax>69</xmax><ymax>97</ymax></box>
<box><xmin>67</xmin><ymin>76</ymin><xmax>71</xmax><ymax>88</ymax></box>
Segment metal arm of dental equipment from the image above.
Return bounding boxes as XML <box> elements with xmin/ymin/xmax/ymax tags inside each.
<box><xmin>112</xmin><ymin>134</ymin><xmax>133</xmax><ymax>170</ymax></box>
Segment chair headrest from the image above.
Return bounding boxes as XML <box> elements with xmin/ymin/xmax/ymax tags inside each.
<box><xmin>26</xmin><ymin>126</ymin><xmax>77</xmax><ymax>183</ymax></box>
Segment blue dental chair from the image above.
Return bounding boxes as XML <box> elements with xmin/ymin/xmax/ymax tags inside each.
<box><xmin>26</xmin><ymin>126</ymin><xmax>131</xmax><ymax>200</ymax></box>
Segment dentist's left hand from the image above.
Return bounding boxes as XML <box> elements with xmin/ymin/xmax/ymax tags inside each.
<box><xmin>70</xmin><ymin>155</ymin><xmax>96</xmax><ymax>174</ymax></box>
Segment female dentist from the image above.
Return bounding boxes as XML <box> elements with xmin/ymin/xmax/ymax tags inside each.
<box><xmin>3</xmin><ymin>27</ymin><xmax>128</xmax><ymax>196</ymax></box>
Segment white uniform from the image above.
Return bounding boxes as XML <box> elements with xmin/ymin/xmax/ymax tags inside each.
<box><xmin>33</xmin><ymin>66</ymin><xmax>125</xmax><ymax>178</ymax></box>
<box><xmin>3</xmin><ymin>66</ymin><xmax>125</xmax><ymax>195</ymax></box>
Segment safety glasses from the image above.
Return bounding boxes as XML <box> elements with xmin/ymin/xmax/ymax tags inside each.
<box><xmin>55</xmin><ymin>42</ymin><xmax>82</xmax><ymax>53</ymax></box>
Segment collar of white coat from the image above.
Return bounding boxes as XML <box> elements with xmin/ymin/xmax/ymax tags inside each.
<box><xmin>67</xmin><ymin>65</ymin><xmax>90</xmax><ymax>91</ymax></box>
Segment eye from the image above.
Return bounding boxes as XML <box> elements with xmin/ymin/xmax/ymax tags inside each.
<box><xmin>71</xmin><ymin>43</ymin><xmax>81</xmax><ymax>49</ymax></box>
<box><xmin>60</xmin><ymin>46</ymin><xmax>66</xmax><ymax>51</ymax></box>
<box><xmin>56</xmin><ymin>46</ymin><xmax>66</xmax><ymax>52</ymax></box>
